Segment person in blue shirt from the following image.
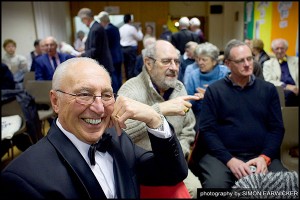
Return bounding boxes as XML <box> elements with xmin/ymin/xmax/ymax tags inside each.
<box><xmin>185</xmin><ymin>42</ymin><xmax>230</xmax><ymax>131</ymax></box>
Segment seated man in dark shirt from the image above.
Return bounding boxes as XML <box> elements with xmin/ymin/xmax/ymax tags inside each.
<box><xmin>194</xmin><ymin>39</ymin><xmax>287</xmax><ymax>188</ymax></box>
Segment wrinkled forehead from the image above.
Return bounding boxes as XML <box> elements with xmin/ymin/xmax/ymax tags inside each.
<box><xmin>156</xmin><ymin>42</ymin><xmax>179</xmax><ymax>59</ymax></box>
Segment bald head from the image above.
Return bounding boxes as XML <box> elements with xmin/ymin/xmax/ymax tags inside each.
<box><xmin>52</xmin><ymin>57</ymin><xmax>111</xmax><ymax>90</ymax></box>
<box><xmin>144</xmin><ymin>39</ymin><xmax>180</xmax><ymax>59</ymax></box>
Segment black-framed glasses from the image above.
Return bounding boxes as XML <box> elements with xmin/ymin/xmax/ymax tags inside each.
<box><xmin>56</xmin><ymin>90</ymin><xmax>117</xmax><ymax>106</ymax></box>
<box><xmin>227</xmin><ymin>56</ymin><xmax>254</xmax><ymax>65</ymax></box>
<box><xmin>148</xmin><ymin>57</ymin><xmax>181</xmax><ymax>67</ymax></box>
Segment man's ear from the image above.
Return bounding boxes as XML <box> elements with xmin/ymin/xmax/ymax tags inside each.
<box><xmin>50</xmin><ymin>90</ymin><xmax>59</xmax><ymax>114</ymax></box>
<box><xmin>144</xmin><ymin>57</ymin><xmax>153</xmax><ymax>71</ymax></box>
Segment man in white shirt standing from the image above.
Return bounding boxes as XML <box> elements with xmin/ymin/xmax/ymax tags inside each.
<box><xmin>119</xmin><ymin>14</ymin><xmax>143</xmax><ymax>80</ymax></box>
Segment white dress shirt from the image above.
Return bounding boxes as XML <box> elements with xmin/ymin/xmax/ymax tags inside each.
<box><xmin>119</xmin><ymin>24</ymin><xmax>143</xmax><ymax>47</ymax></box>
<box><xmin>56</xmin><ymin>116</ymin><xmax>171</xmax><ymax>198</ymax></box>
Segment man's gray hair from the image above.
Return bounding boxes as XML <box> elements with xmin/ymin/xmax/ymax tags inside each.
<box><xmin>194</xmin><ymin>42</ymin><xmax>220</xmax><ymax>61</ymax></box>
<box><xmin>271</xmin><ymin>38</ymin><xmax>289</xmax><ymax>50</ymax></box>
<box><xmin>223</xmin><ymin>39</ymin><xmax>248</xmax><ymax>61</ymax></box>
<box><xmin>78</xmin><ymin>8</ymin><xmax>93</xmax><ymax>19</ymax></box>
<box><xmin>98</xmin><ymin>11</ymin><xmax>110</xmax><ymax>23</ymax></box>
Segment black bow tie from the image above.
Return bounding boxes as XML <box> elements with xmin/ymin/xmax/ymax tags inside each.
<box><xmin>88</xmin><ymin>133</ymin><xmax>112</xmax><ymax>166</ymax></box>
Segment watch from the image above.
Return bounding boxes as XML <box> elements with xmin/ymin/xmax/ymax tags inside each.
<box><xmin>154</xmin><ymin>114</ymin><xmax>165</xmax><ymax>131</ymax></box>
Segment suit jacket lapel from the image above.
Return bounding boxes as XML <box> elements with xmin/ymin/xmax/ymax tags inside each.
<box><xmin>287</xmin><ymin>56</ymin><xmax>297</xmax><ymax>84</ymax></box>
<box><xmin>272</xmin><ymin>59</ymin><xmax>282</xmax><ymax>80</ymax></box>
<box><xmin>47</xmin><ymin>122</ymin><xmax>106</xmax><ymax>199</ymax></box>
<box><xmin>106</xmin><ymin>128</ymin><xmax>138</xmax><ymax>198</ymax></box>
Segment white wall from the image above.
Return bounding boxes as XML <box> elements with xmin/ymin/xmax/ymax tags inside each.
<box><xmin>1</xmin><ymin>1</ymin><xmax>71</xmax><ymax>58</ymax></box>
<box><xmin>169</xmin><ymin>2</ymin><xmax>208</xmax><ymax>17</ymax></box>
<box><xmin>208</xmin><ymin>2</ymin><xmax>244</xmax><ymax>51</ymax></box>
<box><xmin>1</xmin><ymin>2</ymin><xmax>36</xmax><ymax>58</ymax></box>
<box><xmin>169</xmin><ymin>1</ymin><xmax>244</xmax><ymax>51</ymax></box>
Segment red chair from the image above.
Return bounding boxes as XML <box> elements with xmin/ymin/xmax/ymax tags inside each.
<box><xmin>140</xmin><ymin>181</ymin><xmax>191</xmax><ymax>199</ymax></box>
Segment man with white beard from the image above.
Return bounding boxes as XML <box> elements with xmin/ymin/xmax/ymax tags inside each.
<box><xmin>118</xmin><ymin>40</ymin><xmax>202</xmax><ymax>198</ymax></box>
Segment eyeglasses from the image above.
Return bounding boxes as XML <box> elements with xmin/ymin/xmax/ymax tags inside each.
<box><xmin>228</xmin><ymin>56</ymin><xmax>254</xmax><ymax>65</ymax></box>
<box><xmin>148</xmin><ymin>57</ymin><xmax>181</xmax><ymax>67</ymax></box>
<box><xmin>56</xmin><ymin>90</ymin><xmax>117</xmax><ymax>106</ymax></box>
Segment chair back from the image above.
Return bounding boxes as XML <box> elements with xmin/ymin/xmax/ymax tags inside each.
<box><xmin>2</xmin><ymin>98</ymin><xmax>26</xmax><ymax>122</ymax></box>
<box><xmin>276</xmin><ymin>86</ymin><xmax>285</xmax><ymax>107</ymax></box>
<box><xmin>1</xmin><ymin>98</ymin><xmax>28</xmax><ymax>157</ymax></box>
<box><xmin>25</xmin><ymin>80</ymin><xmax>52</xmax><ymax>106</ymax></box>
<box><xmin>280</xmin><ymin>106</ymin><xmax>299</xmax><ymax>172</ymax></box>
<box><xmin>23</xmin><ymin>72</ymin><xmax>35</xmax><ymax>88</ymax></box>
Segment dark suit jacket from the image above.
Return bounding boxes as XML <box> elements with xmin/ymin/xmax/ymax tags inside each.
<box><xmin>82</xmin><ymin>21</ymin><xmax>114</xmax><ymax>73</ymax></box>
<box><xmin>105</xmin><ymin>23</ymin><xmax>123</xmax><ymax>64</ymax></box>
<box><xmin>0</xmin><ymin>119</ymin><xmax>188</xmax><ymax>199</ymax></box>
<box><xmin>33</xmin><ymin>53</ymin><xmax>74</xmax><ymax>80</ymax></box>
<box><xmin>171</xmin><ymin>29</ymin><xmax>200</xmax><ymax>55</ymax></box>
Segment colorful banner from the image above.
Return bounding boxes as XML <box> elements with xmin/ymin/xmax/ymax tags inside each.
<box><xmin>244</xmin><ymin>2</ymin><xmax>254</xmax><ymax>39</ymax></box>
<box><xmin>270</xmin><ymin>2</ymin><xmax>298</xmax><ymax>56</ymax></box>
<box><xmin>244</xmin><ymin>1</ymin><xmax>298</xmax><ymax>56</ymax></box>
<box><xmin>253</xmin><ymin>2</ymin><xmax>272</xmax><ymax>54</ymax></box>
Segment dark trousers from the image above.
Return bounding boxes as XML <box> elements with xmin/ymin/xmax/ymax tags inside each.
<box><xmin>111</xmin><ymin>62</ymin><xmax>122</xmax><ymax>93</ymax></box>
<box><xmin>122</xmin><ymin>46</ymin><xmax>137</xmax><ymax>80</ymax></box>
<box><xmin>198</xmin><ymin>154</ymin><xmax>288</xmax><ymax>188</ymax></box>
<box><xmin>284</xmin><ymin>90</ymin><xmax>299</xmax><ymax>106</ymax></box>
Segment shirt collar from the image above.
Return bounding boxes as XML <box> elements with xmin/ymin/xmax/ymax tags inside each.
<box><xmin>224</xmin><ymin>73</ymin><xmax>255</xmax><ymax>88</ymax></box>
<box><xmin>56</xmin><ymin>118</ymin><xmax>91</xmax><ymax>163</ymax></box>
<box><xmin>89</xmin><ymin>20</ymin><xmax>96</xmax><ymax>28</ymax></box>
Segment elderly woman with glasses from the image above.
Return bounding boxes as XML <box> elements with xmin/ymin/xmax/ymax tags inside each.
<box><xmin>185</xmin><ymin>42</ymin><xmax>230</xmax><ymax>131</ymax></box>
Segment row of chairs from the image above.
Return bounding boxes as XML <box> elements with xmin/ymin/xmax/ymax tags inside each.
<box><xmin>275</xmin><ymin>86</ymin><xmax>298</xmax><ymax>172</ymax></box>
<box><xmin>24</xmin><ymin>77</ymin><xmax>54</xmax><ymax>135</ymax></box>
<box><xmin>280</xmin><ymin>106</ymin><xmax>299</xmax><ymax>173</ymax></box>
<box><xmin>1</xmin><ymin>72</ymin><xmax>55</xmax><ymax>160</ymax></box>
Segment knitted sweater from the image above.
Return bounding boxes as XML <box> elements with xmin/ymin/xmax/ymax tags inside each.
<box><xmin>118</xmin><ymin>67</ymin><xmax>196</xmax><ymax>158</ymax></box>
<box><xmin>199</xmin><ymin>75</ymin><xmax>284</xmax><ymax>164</ymax></box>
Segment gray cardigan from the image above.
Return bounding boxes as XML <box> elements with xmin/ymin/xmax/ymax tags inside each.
<box><xmin>118</xmin><ymin>67</ymin><xmax>196</xmax><ymax>158</ymax></box>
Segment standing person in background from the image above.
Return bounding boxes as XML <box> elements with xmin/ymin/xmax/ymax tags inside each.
<box><xmin>27</xmin><ymin>39</ymin><xmax>43</xmax><ymax>71</ymax></box>
<box><xmin>73</xmin><ymin>30</ymin><xmax>85</xmax><ymax>52</ymax></box>
<box><xmin>193</xmin><ymin>39</ymin><xmax>287</xmax><ymax>188</ymax></box>
<box><xmin>32</xmin><ymin>36</ymin><xmax>74</xmax><ymax>80</ymax></box>
<box><xmin>171</xmin><ymin>17</ymin><xmax>200</xmax><ymax>55</ymax></box>
<box><xmin>77</xmin><ymin>8</ymin><xmax>114</xmax><ymax>77</ymax></box>
<box><xmin>2</xmin><ymin>38</ymin><xmax>28</xmax><ymax>89</ymax></box>
<box><xmin>98</xmin><ymin>11</ymin><xmax>123</xmax><ymax>93</ymax></box>
<box><xmin>119</xmin><ymin>14</ymin><xmax>143</xmax><ymax>80</ymax></box>
<box><xmin>263</xmin><ymin>38</ymin><xmax>298</xmax><ymax>106</ymax></box>
<box><xmin>189</xmin><ymin>17</ymin><xmax>205</xmax><ymax>43</ymax></box>
<box><xmin>159</xmin><ymin>24</ymin><xmax>172</xmax><ymax>41</ymax></box>
<box><xmin>118</xmin><ymin>40</ymin><xmax>202</xmax><ymax>198</ymax></box>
